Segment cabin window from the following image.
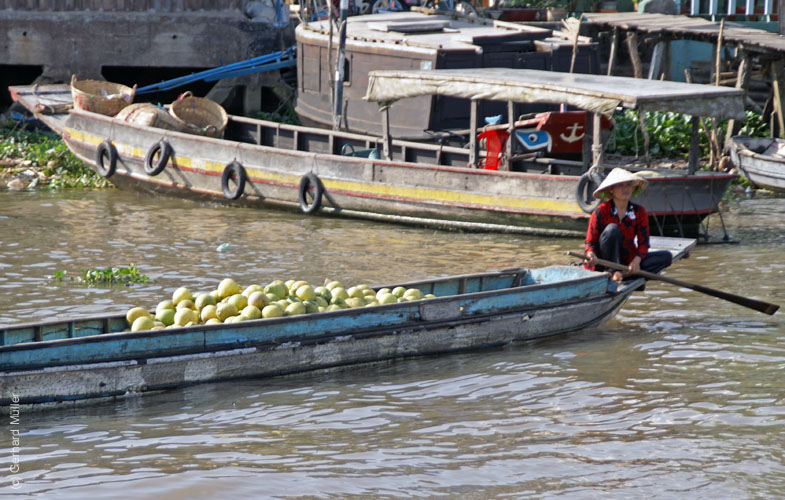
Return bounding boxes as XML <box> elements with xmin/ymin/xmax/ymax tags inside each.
<box><xmin>342</xmin><ymin>57</ymin><xmax>351</xmax><ymax>86</ymax></box>
<box><xmin>301</xmin><ymin>44</ymin><xmax>321</xmax><ymax>93</ymax></box>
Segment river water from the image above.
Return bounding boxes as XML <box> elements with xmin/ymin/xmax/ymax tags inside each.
<box><xmin>1</xmin><ymin>189</ymin><xmax>783</xmax><ymax>499</ymax></box>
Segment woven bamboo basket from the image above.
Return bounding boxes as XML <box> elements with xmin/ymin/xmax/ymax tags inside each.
<box><xmin>169</xmin><ymin>91</ymin><xmax>228</xmax><ymax>138</ymax></box>
<box><xmin>115</xmin><ymin>103</ymin><xmax>185</xmax><ymax>132</ymax></box>
<box><xmin>70</xmin><ymin>75</ymin><xmax>136</xmax><ymax>116</ymax></box>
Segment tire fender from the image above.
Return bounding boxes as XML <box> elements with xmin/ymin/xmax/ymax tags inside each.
<box><xmin>144</xmin><ymin>140</ymin><xmax>172</xmax><ymax>176</ymax></box>
<box><xmin>298</xmin><ymin>172</ymin><xmax>324</xmax><ymax>214</ymax></box>
<box><xmin>576</xmin><ymin>171</ymin><xmax>603</xmax><ymax>213</ymax></box>
<box><xmin>221</xmin><ymin>161</ymin><xmax>247</xmax><ymax>200</ymax></box>
<box><xmin>95</xmin><ymin>140</ymin><xmax>117</xmax><ymax>178</ymax></box>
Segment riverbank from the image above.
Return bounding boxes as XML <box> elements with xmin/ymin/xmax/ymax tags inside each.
<box><xmin>0</xmin><ymin>116</ymin><xmax>110</xmax><ymax>190</ymax></box>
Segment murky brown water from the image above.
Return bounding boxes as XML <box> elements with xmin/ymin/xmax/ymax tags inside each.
<box><xmin>1</xmin><ymin>189</ymin><xmax>783</xmax><ymax>498</ymax></box>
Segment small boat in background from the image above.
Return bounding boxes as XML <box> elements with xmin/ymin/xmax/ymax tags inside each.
<box><xmin>727</xmin><ymin>135</ymin><xmax>785</xmax><ymax>192</ymax></box>
<box><xmin>0</xmin><ymin>236</ymin><xmax>693</xmax><ymax>410</ymax></box>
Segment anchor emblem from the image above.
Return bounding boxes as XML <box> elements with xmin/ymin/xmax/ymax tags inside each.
<box><xmin>559</xmin><ymin>122</ymin><xmax>584</xmax><ymax>143</ymax></box>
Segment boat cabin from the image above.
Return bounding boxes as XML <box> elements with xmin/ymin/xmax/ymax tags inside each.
<box><xmin>295</xmin><ymin>11</ymin><xmax>601</xmax><ymax>139</ymax></box>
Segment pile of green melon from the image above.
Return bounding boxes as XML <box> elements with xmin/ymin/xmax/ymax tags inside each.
<box><xmin>126</xmin><ymin>277</ymin><xmax>434</xmax><ymax>332</ymax></box>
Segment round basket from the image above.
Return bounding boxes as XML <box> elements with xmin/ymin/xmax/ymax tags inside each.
<box><xmin>115</xmin><ymin>103</ymin><xmax>184</xmax><ymax>132</ymax></box>
<box><xmin>70</xmin><ymin>75</ymin><xmax>136</xmax><ymax>116</ymax></box>
<box><xmin>169</xmin><ymin>91</ymin><xmax>228</xmax><ymax>138</ymax></box>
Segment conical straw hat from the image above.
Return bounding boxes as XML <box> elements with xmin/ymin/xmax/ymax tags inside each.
<box><xmin>592</xmin><ymin>168</ymin><xmax>648</xmax><ymax>199</ymax></box>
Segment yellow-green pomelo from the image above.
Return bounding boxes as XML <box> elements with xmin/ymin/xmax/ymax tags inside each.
<box><xmin>404</xmin><ymin>288</ymin><xmax>423</xmax><ymax>300</ymax></box>
<box><xmin>126</xmin><ymin>307</ymin><xmax>152</xmax><ymax>326</ymax></box>
<box><xmin>174</xmin><ymin>308</ymin><xmax>196</xmax><ymax>327</ymax></box>
<box><xmin>154</xmin><ymin>320</ymin><xmax>165</xmax><ymax>328</ymax></box>
<box><xmin>362</xmin><ymin>289</ymin><xmax>376</xmax><ymax>298</ymax></box>
<box><xmin>155</xmin><ymin>308</ymin><xmax>176</xmax><ymax>326</ymax></box>
<box><xmin>216</xmin><ymin>302</ymin><xmax>238</xmax><ymax>321</ymax></box>
<box><xmin>314</xmin><ymin>296</ymin><xmax>329</xmax><ymax>308</ymax></box>
<box><xmin>176</xmin><ymin>299</ymin><xmax>195</xmax><ymax>310</ymax></box>
<box><xmin>247</xmin><ymin>291</ymin><xmax>270</xmax><ymax>310</ymax></box>
<box><xmin>290</xmin><ymin>280</ymin><xmax>308</xmax><ymax>292</ymax></box>
<box><xmin>346</xmin><ymin>286</ymin><xmax>364</xmax><ymax>299</ymax></box>
<box><xmin>378</xmin><ymin>293</ymin><xmax>397</xmax><ymax>304</ymax></box>
<box><xmin>303</xmin><ymin>300</ymin><xmax>319</xmax><ymax>314</ymax></box>
<box><xmin>242</xmin><ymin>305</ymin><xmax>261</xmax><ymax>320</ymax></box>
<box><xmin>194</xmin><ymin>293</ymin><xmax>216</xmax><ymax>310</ymax></box>
<box><xmin>227</xmin><ymin>293</ymin><xmax>248</xmax><ymax>311</ymax></box>
<box><xmin>425</xmin><ymin>293</ymin><xmax>436</xmax><ymax>299</ymax></box>
<box><xmin>131</xmin><ymin>316</ymin><xmax>155</xmax><ymax>332</ymax></box>
<box><xmin>314</xmin><ymin>286</ymin><xmax>331</xmax><ymax>300</ymax></box>
<box><xmin>392</xmin><ymin>286</ymin><xmax>406</xmax><ymax>298</ymax></box>
<box><xmin>172</xmin><ymin>287</ymin><xmax>193</xmax><ymax>305</ymax></box>
<box><xmin>262</xmin><ymin>304</ymin><xmax>284</xmax><ymax>318</ymax></box>
<box><xmin>331</xmin><ymin>287</ymin><xmax>349</xmax><ymax>300</ymax></box>
<box><xmin>223</xmin><ymin>316</ymin><xmax>236</xmax><ymax>324</ymax></box>
<box><xmin>243</xmin><ymin>284</ymin><xmax>264</xmax><ymax>297</ymax></box>
<box><xmin>276</xmin><ymin>299</ymin><xmax>291</xmax><ymax>309</ymax></box>
<box><xmin>357</xmin><ymin>284</ymin><xmax>371</xmax><ymax>291</ymax></box>
<box><xmin>345</xmin><ymin>297</ymin><xmax>366</xmax><ymax>308</ymax></box>
<box><xmin>325</xmin><ymin>280</ymin><xmax>343</xmax><ymax>291</ymax></box>
<box><xmin>209</xmin><ymin>290</ymin><xmax>222</xmax><ymax>302</ymax></box>
<box><xmin>156</xmin><ymin>300</ymin><xmax>175</xmax><ymax>314</ymax></box>
<box><xmin>265</xmin><ymin>292</ymin><xmax>279</xmax><ymax>303</ymax></box>
<box><xmin>284</xmin><ymin>279</ymin><xmax>297</xmax><ymax>291</ymax></box>
<box><xmin>235</xmin><ymin>314</ymin><xmax>249</xmax><ymax>323</ymax></box>
<box><xmin>205</xmin><ymin>318</ymin><xmax>222</xmax><ymax>325</ymax></box>
<box><xmin>151</xmin><ymin>326</ymin><xmax>166</xmax><ymax>331</ymax></box>
<box><xmin>295</xmin><ymin>284</ymin><xmax>316</xmax><ymax>301</ymax></box>
<box><xmin>265</xmin><ymin>282</ymin><xmax>288</xmax><ymax>301</ymax></box>
<box><xmin>285</xmin><ymin>302</ymin><xmax>307</xmax><ymax>316</ymax></box>
<box><xmin>200</xmin><ymin>304</ymin><xmax>218</xmax><ymax>322</ymax></box>
<box><xmin>330</xmin><ymin>296</ymin><xmax>347</xmax><ymax>307</ymax></box>
<box><xmin>218</xmin><ymin>278</ymin><xmax>242</xmax><ymax>299</ymax></box>
<box><xmin>376</xmin><ymin>288</ymin><xmax>391</xmax><ymax>299</ymax></box>
<box><xmin>327</xmin><ymin>304</ymin><xmax>343</xmax><ymax>311</ymax></box>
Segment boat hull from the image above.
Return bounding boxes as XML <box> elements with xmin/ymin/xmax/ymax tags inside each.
<box><xmin>1</xmin><ymin>266</ymin><xmax>634</xmax><ymax>408</ymax></box>
<box><xmin>728</xmin><ymin>136</ymin><xmax>785</xmax><ymax>192</ymax></box>
<box><xmin>11</xmin><ymin>84</ymin><xmax>735</xmax><ymax>238</ymax></box>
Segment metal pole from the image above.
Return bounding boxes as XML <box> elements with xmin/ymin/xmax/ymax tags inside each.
<box><xmin>333</xmin><ymin>0</ymin><xmax>349</xmax><ymax>131</ymax></box>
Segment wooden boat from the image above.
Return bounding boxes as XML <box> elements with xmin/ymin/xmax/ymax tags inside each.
<box><xmin>295</xmin><ymin>11</ymin><xmax>601</xmax><ymax>139</ymax></box>
<box><xmin>9</xmin><ymin>67</ymin><xmax>743</xmax><ymax>239</ymax></box>
<box><xmin>727</xmin><ymin>136</ymin><xmax>785</xmax><ymax>192</ymax></box>
<box><xmin>0</xmin><ymin>237</ymin><xmax>694</xmax><ymax>409</ymax></box>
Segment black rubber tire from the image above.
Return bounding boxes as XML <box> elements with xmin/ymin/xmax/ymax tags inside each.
<box><xmin>144</xmin><ymin>140</ymin><xmax>172</xmax><ymax>176</ymax></box>
<box><xmin>221</xmin><ymin>161</ymin><xmax>247</xmax><ymax>200</ymax></box>
<box><xmin>576</xmin><ymin>171</ymin><xmax>602</xmax><ymax>213</ymax></box>
<box><xmin>298</xmin><ymin>172</ymin><xmax>324</xmax><ymax>214</ymax></box>
<box><xmin>95</xmin><ymin>140</ymin><xmax>117</xmax><ymax>178</ymax></box>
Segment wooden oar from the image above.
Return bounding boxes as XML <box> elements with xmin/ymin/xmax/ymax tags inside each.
<box><xmin>566</xmin><ymin>251</ymin><xmax>779</xmax><ymax>316</ymax></box>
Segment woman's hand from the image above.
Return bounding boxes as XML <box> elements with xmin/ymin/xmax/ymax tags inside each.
<box><xmin>627</xmin><ymin>256</ymin><xmax>641</xmax><ymax>276</ymax></box>
<box><xmin>584</xmin><ymin>251</ymin><xmax>598</xmax><ymax>267</ymax></box>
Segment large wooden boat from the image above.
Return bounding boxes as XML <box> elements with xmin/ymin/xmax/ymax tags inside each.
<box><xmin>10</xmin><ymin>67</ymin><xmax>743</xmax><ymax>238</ymax></box>
<box><xmin>0</xmin><ymin>238</ymin><xmax>694</xmax><ymax>409</ymax></box>
<box><xmin>295</xmin><ymin>11</ymin><xmax>601</xmax><ymax>139</ymax></box>
<box><xmin>727</xmin><ymin>136</ymin><xmax>785</xmax><ymax>192</ymax></box>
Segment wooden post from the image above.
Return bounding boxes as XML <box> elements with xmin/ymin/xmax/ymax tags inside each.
<box><xmin>470</xmin><ymin>99</ymin><xmax>478</xmax><ymax>168</ymax></box>
<box><xmin>724</xmin><ymin>49</ymin><xmax>751</xmax><ymax>151</ymax></box>
<box><xmin>626</xmin><ymin>32</ymin><xmax>643</xmax><ymax>79</ymax></box>
<box><xmin>591</xmin><ymin>112</ymin><xmax>603</xmax><ymax>167</ymax></box>
<box><xmin>582</xmin><ymin>112</ymin><xmax>593</xmax><ymax>171</ymax></box>
<box><xmin>504</xmin><ymin>100</ymin><xmax>514</xmax><ymax>171</ymax></box>
<box><xmin>688</xmin><ymin>116</ymin><xmax>700</xmax><ymax>175</ymax></box>
<box><xmin>772</xmin><ymin>59</ymin><xmax>785</xmax><ymax>139</ymax></box>
<box><xmin>607</xmin><ymin>28</ymin><xmax>618</xmax><ymax>76</ymax></box>
<box><xmin>382</xmin><ymin>105</ymin><xmax>392</xmax><ymax>161</ymax></box>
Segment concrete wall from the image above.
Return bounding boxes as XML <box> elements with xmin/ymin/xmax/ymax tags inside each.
<box><xmin>0</xmin><ymin>8</ymin><xmax>288</xmax><ymax>82</ymax></box>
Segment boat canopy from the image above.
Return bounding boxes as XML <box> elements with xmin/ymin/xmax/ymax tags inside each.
<box><xmin>364</xmin><ymin>68</ymin><xmax>746</xmax><ymax>120</ymax></box>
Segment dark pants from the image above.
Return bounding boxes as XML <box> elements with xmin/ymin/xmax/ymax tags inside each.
<box><xmin>597</xmin><ymin>224</ymin><xmax>672</xmax><ymax>276</ymax></box>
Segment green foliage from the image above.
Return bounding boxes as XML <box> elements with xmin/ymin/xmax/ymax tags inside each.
<box><xmin>54</xmin><ymin>264</ymin><xmax>152</xmax><ymax>286</ymax></box>
<box><xmin>256</xmin><ymin>102</ymin><xmax>300</xmax><ymax>126</ymax></box>
<box><xmin>0</xmin><ymin>119</ymin><xmax>111</xmax><ymax>189</ymax></box>
<box><xmin>609</xmin><ymin>109</ymin><xmax>770</xmax><ymax>159</ymax></box>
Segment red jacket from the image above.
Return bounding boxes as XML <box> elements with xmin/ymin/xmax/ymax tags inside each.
<box><xmin>585</xmin><ymin>200</ymin><xmax>650</xmax><ymax>269</ymax></box>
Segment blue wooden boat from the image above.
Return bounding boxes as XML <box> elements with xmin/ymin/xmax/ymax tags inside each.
<box><xmin>1</xmin><ymin>238</ymin><xmax>692</xmax><ymax>410</ymax></box>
